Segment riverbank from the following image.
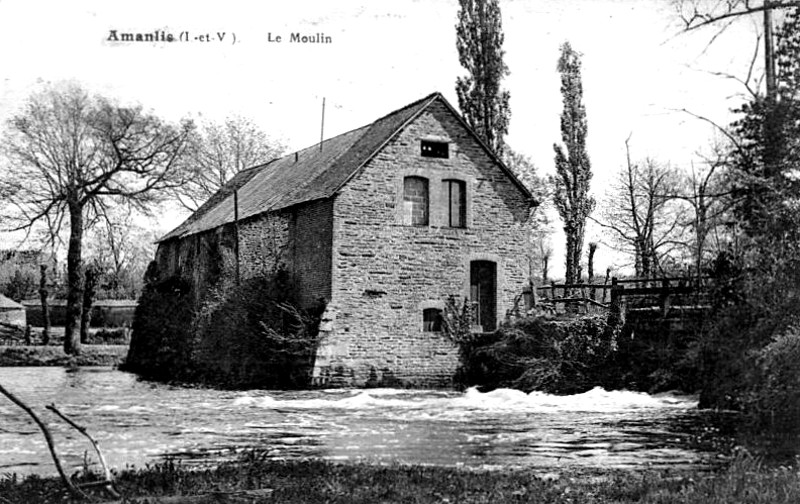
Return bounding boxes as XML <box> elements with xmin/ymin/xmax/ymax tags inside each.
<box><xmin>1</xmin><ymin>454</ymin><xmax>798</xmax><ymax>503</ymax></box>
<box><xmin>0</xmin><ymin>345</ymin><xmax>127</xmax><ymax>366</ymax></box>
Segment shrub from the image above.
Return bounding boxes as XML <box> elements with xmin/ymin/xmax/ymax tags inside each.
<box><xmin>454</xmin><ymin>312</ymin><xmax>621</xmax><ymax>394</ymax></box>
<box><xmin>123</xmin><ymin>262</ymin><xmax>196</xmax><ymax>381</ymax></box>
<box><xmin>3</xmin><ymin>268</ymin><xmax>37</xmax><ymax>302</ymax></box>
<box><xmin>192</xmin><ymin>273</ymin><xmax>324</xmax><ymax>388</ymax></box>
<box><xmin>126</xmin><ymin>262</ymin><xmax>324</xmax><ymax>389</ymax></box>
<box><xmin>745</xmin><ymin>326</ymin><xmax>800</xmax><ymax>431</ymax></box>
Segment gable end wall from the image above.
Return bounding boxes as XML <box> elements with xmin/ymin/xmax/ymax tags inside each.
<box><xmin>318</xmin><ymin>100</ymin><xmax>531</xmax><ymax>387</ymax></box>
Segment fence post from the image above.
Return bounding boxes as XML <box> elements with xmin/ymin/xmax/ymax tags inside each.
<box><xmin>610</xmin><ymin>276</ymin><xmax>624</xmax><ymax>323</ymax></box>
<box><xmin>580</xmin><ymin>282</ymin><xmax>587</xmax><ymax>313</ymax></box>
<box><xmin>661</xmin><ymin>278</ymin><xmax>671</xmax><ymax>317</ymax></box>
<box><xmin>610</xmin><ymin>277</ymin><xmax>620</xmax><ymax>305</ymax></box>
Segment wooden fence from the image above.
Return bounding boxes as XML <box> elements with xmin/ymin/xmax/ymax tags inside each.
<box><xmin>531</xmin><ymin>276</ymin><xmax>714</xmax><ymax>315</ymax></box>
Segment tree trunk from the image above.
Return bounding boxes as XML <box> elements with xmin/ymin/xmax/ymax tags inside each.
<box><xmin>64</xmin><ymin>203</ymin><xmax>84</xmax><ymax>355</ymax></box>
<box><xmin>565</xmin><ymin>230</ymin><xmax>577</xmax><ymax>284</ymax></box>
<box><xmin>542</xmin><ymin>253</ymin><xmax>549</xmax><ymax>284</ymax></box>
<box><xmin>39</xmin><ymin>265</ymin><xmax>51</xmax><ymax>345</ymax></box>
<box><xmin>80</xmin><ymin>266</ymin><xmax>98</xmax><ymax>344</ymax></box>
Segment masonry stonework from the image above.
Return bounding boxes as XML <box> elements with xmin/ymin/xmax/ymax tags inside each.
<box><xmin>315</xmin><ymin>101</ymin><xmax>530</xmax><ymax>387</ymax></box>
<box><xmin>146</xmin><ymin>93</ymin><xmax>534</xmax><ymax>389</ymax></box>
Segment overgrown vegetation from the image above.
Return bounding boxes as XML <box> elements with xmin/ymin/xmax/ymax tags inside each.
<box><xmin>2</xmin><ymin>451</ymin><xmax>798</xmax><ymax>504</ymax></box>
<box><xmin>123</xmin><ymin>263</ymin><xmax>196</xmax><ymax>381</ymax></box>
<box><xmin>687</xmin><ymin>7</ymin><xmax>800</xmax><ymax>432</ymax></box>
<box><xmin>125</xmin><ymin>262</ymin><xmax>324</xmax><ymax>389</ymax></box>
<box><xmin>443</xmin><ymin>295</ymin><xmax>624</xmax><ymax>394</ymax></box>
<box><xmin>192</xmin><ymin>271</ymin><xmax>325</xmax><ymax>388</ymax></box>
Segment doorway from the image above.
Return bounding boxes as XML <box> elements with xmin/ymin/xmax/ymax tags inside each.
<box><xmin>470</xmin><ymin>261</ymin><xmax>497</xmax><ymax>332</ymax></box>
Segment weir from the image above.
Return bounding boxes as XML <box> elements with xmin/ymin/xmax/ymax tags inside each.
<box><xmin>529</xmin><ymin>276</ymin><xmax>715</xmax><ymax>392</ymax></box>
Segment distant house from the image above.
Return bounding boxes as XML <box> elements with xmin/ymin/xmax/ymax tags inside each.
<box><xmin>154</xmin><ymin>92</ymin><xmax>536</xmax><ymax>387</ymax></box>
<box><xmin>0</xmin><ymin>294</ymin><xmax>26</xmax><ymax>328</ymax></box>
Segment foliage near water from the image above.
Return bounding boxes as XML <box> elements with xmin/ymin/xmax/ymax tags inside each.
<box><xmin>191</xmin><ymin>272</ymin><xmax>325</xmax><ymax>388</ymax></box>
<box><xmin>125</xmin><ymin>262</ymin><xmax>324</xmax><ymax>388</ymax></box>
<box><xmin>452</xmin><ymin>311</ymin><xmax>621</xmax><ymax>394</ymax></box>
<box><xmin>1</xmin><ymin>452</ymin><xmax>799</xmax><ymax>503</ymax></box>
<box><xmin>124</xmin><ymin>265</ymin><xmax>196</xmax><ymax>381</ymax></box>
<box><xmin>693</xmin><ymin>243</ymin><xmax>800</xmax><ymax>432</ymax></box>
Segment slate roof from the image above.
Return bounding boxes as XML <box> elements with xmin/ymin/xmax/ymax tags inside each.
<box><xmin>159</xmin><ymin>92</ymin><xmax>533</xmax><ymax>242</ymax></box>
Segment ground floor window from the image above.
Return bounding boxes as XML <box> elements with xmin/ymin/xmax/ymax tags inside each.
<box><xmin>422</xmin><ymin>308</ymin><xmax>443</xmax><ymax>332</ymax></box>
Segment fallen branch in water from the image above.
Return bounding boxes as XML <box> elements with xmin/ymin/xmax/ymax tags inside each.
<box><xmin>0</xmin><ymin>382</ymin><xmax>88</xmax><ymax>500</ymax></box>
<box><xmin>47</xmin><ymin>403</ymin><xmax>121</xmax><ymax>499</ymax></box>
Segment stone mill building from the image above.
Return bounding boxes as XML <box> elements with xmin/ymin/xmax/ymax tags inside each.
<box><xmin>154</xmin><ymin>92</ymin><xmax>537</xmax><ymax>387</ymax></box>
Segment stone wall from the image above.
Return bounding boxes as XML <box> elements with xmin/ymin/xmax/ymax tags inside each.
<box><xmin>156</xmin><ymin>209</ymin><xmax>295</xmax><ymax>301</ymax></box>
<box><xmin>23</xmin><ymin>300</ymin><xmax>135</xmax><ymax>327</ymax></box>
<box><xmin>147</xmin><ymin>99</ymin><xmax>532</xmax><ymax>389</ymax></box>
<box><xmin>317</xmin><ymin>101</ymin><xmax>531</xmax><ymax>387</ymax></box>
<box><xmin>291</xmin><ymin>199</ymin><xmax>333</xmax><ymax>308</ymax></box>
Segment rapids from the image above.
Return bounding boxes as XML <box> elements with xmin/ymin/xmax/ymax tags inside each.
<box><xmin>0</xmin><ymin>367</ymin><xmax>720</xmax><ymax>476</ymax></box>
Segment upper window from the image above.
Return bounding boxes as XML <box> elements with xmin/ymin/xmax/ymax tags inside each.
<box><xmin>444</xmin><ymin>179</ymin><xmax>466</xmax><ymax>228</ymax></box>
<box><xmin>421</xmin><ymin>140</ymin><xmax>449</xmax><ymax>159</ymax></box>
<box><xmin>403</xmin><ymin>176</ymin><xmax>429</xmax><ymax>226</ymax></box>
<box><xmin>423</xmin><ymin>308</ymin><xmax>443</xmax><ymax>332</ymax></box>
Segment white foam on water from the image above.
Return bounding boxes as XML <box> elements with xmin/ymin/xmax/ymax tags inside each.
<box><xmin>232</xmin><ymin>395</ymin><xmax>276</xmax><ymax>407</ymax></box>
<box><xmin>231</xmin><ymin>386</ymin><xmax>696</xmax><ymax>413</ymax></box>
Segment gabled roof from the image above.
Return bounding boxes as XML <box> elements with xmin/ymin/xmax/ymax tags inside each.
<box><xmin>159</xmin><ymin>92</ymin><xmax>533</xmax><ymax>242</ymax></box>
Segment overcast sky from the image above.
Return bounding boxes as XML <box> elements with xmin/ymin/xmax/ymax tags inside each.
<box><xmin>0</xmin><ymin>0</ymin><xmax>764</xmax><ymax>276</ymax></box>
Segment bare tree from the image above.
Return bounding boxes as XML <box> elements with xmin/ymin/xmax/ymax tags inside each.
<box><xmin>595</xmin><ymin>138</ymin><xmax>683</xmax><ymax>278</ymax></box>
<box><xmin>84</xmin><ymin>207</ymin><xmax>157</xmax><ymax>298</ymax></box>
<box><xmin>173</xmin><ymin>115</ymin><xmax>284</xmax><ymax>211</ymax></box>
<box><xmin>675</xmin><ymin>0</ymin><xmax>794</xmax><ymax>91</ymax></box>
<box><xmin>670</xmin><ymin>139</ymin><xmax>737</xmax><ymax>277</ymax></box>
<box><xmin>0</xmin><ymin>82</ymin><xmax>193</xmax><ymax>354</ymax></box>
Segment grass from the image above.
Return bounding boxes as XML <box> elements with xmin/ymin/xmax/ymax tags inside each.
<box><xmin>1</xmin><ymin>452</ymin><xmax>798</xmax><ymax>503</ymax></box>
<box><xmin>0</xmin><ymin>344</ymin><xmax>127</xmax><ymax>366</ymax></box>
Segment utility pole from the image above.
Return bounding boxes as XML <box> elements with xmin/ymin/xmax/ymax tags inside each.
<box><xmin>320</xmin><ymin>97</ymin><xmax>325</xmax><ymax>152</ymax></box>
<box><xmin>765</xmin><ymin>1</ymin><xmax>777</xmax><ymax>102</ymax></box>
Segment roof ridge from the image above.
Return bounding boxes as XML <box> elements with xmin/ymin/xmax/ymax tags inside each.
<box><xmin>365</xmin><ymin>91</ymin><xmax>441</xmax><ymax>126</ymax></box>
<box><xmin>278</xmin><ymin>92</ymin><xmax>441</xmax><ymax>204</ymax></box>
<box><xmin>157</xmin><ymin>92</ymin><xmax>462</xmax><ymax>243</ymax></box>
<box><xmin>280</xmin><ymin>92</ymin><xmax>440</xmax><ymax>160</ymax></box>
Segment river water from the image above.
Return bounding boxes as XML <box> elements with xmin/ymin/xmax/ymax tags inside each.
<box><xmin>0</xmin><ymin>367</ymin><xmax>726</xmax><ymax>476</ymax></box>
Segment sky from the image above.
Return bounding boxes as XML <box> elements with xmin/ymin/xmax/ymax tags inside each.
<box><xmin>0</xmin><ymin>0</ymin><xmax>765</xmax><ymax>277</ymax></box>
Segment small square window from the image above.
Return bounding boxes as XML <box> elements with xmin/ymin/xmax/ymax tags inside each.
<box><xmin>421</xmin><ymin>140</ymin><xmax>449</xmax><ymax>158</ymax></box>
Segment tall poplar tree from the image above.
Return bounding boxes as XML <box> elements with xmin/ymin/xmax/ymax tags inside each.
<box><xmin>553</xmin><ymin>42</ymin><xmax>595</xmax><ymax>284</ymax></box>
<box><xmin>455</xmin><ymin>0</ymin><xmax>511</xmax><ymax>157</ymax></box>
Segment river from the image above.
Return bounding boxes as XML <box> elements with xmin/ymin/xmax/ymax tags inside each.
<box><xmin>0</xmin><ymin>367</ymin><xmax>726</xmax><ymax>476</ymax></box>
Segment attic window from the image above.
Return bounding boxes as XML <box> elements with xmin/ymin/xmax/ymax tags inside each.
<box><xmin>421</xmin><ymin>140</ymin><xmax>449</xmax><ymax>159</ymax></box>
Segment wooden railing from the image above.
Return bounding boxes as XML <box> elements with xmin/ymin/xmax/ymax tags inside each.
<box><xmin>529</xmin><ymin>276</ymin><xmax>714</xmax><ymax>315</ymax></box>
